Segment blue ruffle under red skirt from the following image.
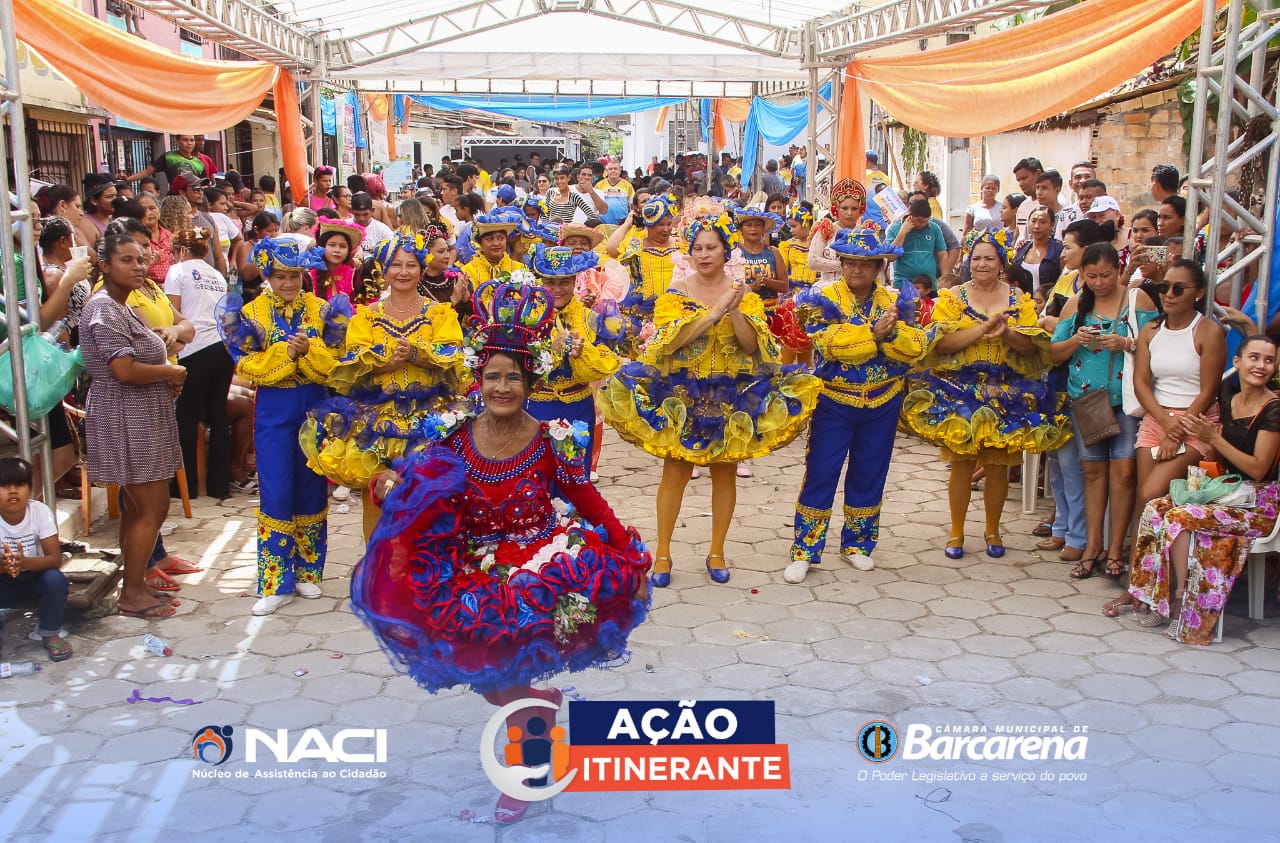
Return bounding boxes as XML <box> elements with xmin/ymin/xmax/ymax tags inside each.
<box><xmin>350</xmin><ymin>448</ymin><xmax>650</xmax><ymax>693</ymax></box>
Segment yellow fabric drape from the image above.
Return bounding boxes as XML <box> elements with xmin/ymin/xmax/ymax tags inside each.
<box><xmin>837</xmin><ymin>0</ymin><xmax>1212</xmax><ymax>180</ymax></box>
<box><xmin>14</xmin><ymin>0</ymin><xmax>308</xmax><ymax>204</ymax></box>
<box><xmin>715</xmin><ymin>98</ymin><xmax>752</xmax><ymax>124</ymax></box>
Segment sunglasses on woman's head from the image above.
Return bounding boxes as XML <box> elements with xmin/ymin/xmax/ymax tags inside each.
<box><xmin>1154</xmin><ymin>282</ymin><xmax>1193</xmax><ymax>297</ymax></box>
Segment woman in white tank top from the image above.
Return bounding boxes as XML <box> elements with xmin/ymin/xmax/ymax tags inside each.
<box><xmin>1132</xmin><ymin>260</ymin><xmax>1227</xmax><ymax>507</ymax></box>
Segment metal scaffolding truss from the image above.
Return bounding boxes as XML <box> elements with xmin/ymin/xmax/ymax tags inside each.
<box><xmin>120</xmin><ymin>0</ymin><xmax>318</xmax><ymax>67</ymax></box>
<box><xmin>0</xmin><ymin>0</ymin><xmax>56</xmax><ymax>503</ymax></box>
<box><xmin>811</xmin><ymin>0</ymin><xmax>1054</xmax><ymax>60</ymax></box>
<box><xmin>327</xmin><ymin>0</ymin><xmax>800</xmax><ymax>71</ymax></box>
<box><xmin>1183</xmin><ymin>0</ymin><xmax>1279</xmax><ymax>322</ymax></box>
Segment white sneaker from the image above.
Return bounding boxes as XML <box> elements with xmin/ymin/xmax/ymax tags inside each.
<box><xmin>783</xmin><ymin>558</ymin><xmax>810</xmax><ymax>583</ymax></box>
<box><xmin>691</xmin><ymin>467</ymin><xmax>702</xmax><ymax>479</ymax></box>
<box><xmin>296</xmin><ymin>582</ymin><xmax>322</xmax><ymax>599</ymax></box>
<box><xmin>251</xmin><ymin>594</ymin><xmax>295</xmax><ymax>616</ymax></box>
<box><xmin>737</xmin><ymin>463</ymin><xmax>752</xmax><ymax>478</ymax></box>
<box><xmin>332</xmin><ymin>485</ymin><xmax>351</xmax><ymax>502</ymax></box>
<box><xmin>590</xmin><ymin>471</ymin><xmax>599</xmax><ymax>483</ymax></box>
<box><xmin>842</xmin><ymin>553</ymin><xmax>875</xmax><ymax>572</ymax></box>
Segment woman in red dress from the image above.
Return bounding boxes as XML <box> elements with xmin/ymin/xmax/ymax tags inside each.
<box><xmin>352</xmin><ymin>275</ymin><xmax>650</xmax><ymax>823</ymax></box>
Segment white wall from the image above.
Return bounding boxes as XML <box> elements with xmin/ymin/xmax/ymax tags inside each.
<box><xmin>623</xmin><ymin>110</ymin><xmax>668</xmax><ymax>174</ymax></box>
<box><xmin>984</xmin><ymin>126</ymin><xmax>1093</xmax><ymax>200</ymax></box>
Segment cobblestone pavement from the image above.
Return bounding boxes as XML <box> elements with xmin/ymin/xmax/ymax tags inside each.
<box><xmin>1</xmin><ymin>432</ymin><xmax>1277</xmax><ymax>842</ymax></box>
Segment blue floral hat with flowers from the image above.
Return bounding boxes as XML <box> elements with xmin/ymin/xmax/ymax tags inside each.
<box><xmin>252</xmin><ymin>237</ymin><xmax>327</xmax><ymax>277</ymax></box>
<box><xmin>369</xmin><ymin>228</ymin><xmax>447</xmax><ymax>274</ymax></box>
<box><xmin>473</xmin><ymin>209</ymin><xmax>522</xmax><ymax>237</ymax></box>
<box><xmin>532</xmin><ymin>243</ymin><xmax>599</xmax><ymax>278</ymax></box>
<box><xmin>640</xmin><ymin>193</ymin><xmax>678</xmax><ymax>227</ymax></box>
<box><xmin>733</xmin><ymin>206</ymin><xmax>784</xmax><ymax>233</ymax></box>
<box><xmin>788</xmin><ymin>205</ymin><xmax>815</xmax><ymax>228</ymax></box>
<box><xmin>521</xmin><ymin>195</ymin><xmax>549</xmax><ymax>218</ymax></box>
<box><xmin>682</xmin><ymin>212</ymin><xmax>741</xmax><ymax>255</ymax></box>
<box><xmin>829</xmin><ymin>223</ymin><xmax>903</xmax><ymax>261</ymax></box>
<box><xmin>968</xmin><ymin>227</ymin><xmax>1017</xmax><ymax>267</ymax></box>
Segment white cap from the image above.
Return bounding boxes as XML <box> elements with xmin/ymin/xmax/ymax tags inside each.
<box><xmin>1087</xmin><ymin>196</ymin><xmax>1121</xmax><ymax>214</ymax></box>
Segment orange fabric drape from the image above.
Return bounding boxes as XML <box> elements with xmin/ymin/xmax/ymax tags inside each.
<box><xmin>655</xmin><ymin>106</ymin><xmax>670</xmax><ymax>134</ymax></box>
<box><xmin>712</xmin><ymin>100</ymin><xmax>728</xmax><ymax>151</ymax></box>
<box><xmin>14</xmin><ymin>0</ymin><xmax>278</xmax><ymax>132</ymax></box>
<box><xmin>272</xmin><ymin>71</ymin><xmax>308</xmax><ymax>207</ymax></box>
<box><xmin>837</xmin><ymin>0</ymin><xmax>1211</xmax><ymax>180</ymax></box>
<box><xmin>14</xmin><ymin>0</ymin><xmax>307</xmax><ymax>204</ymax></box>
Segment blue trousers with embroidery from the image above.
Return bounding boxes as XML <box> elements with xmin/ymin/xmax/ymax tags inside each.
<box><xmin>791</xmin><ymin>392</ymin><xmax>902</xmax><ymax>563</ymax></box>
<box><xmin>256</xmin><ymin>383</ymin><xmax>329</xmax><ymax>596</ymax></box>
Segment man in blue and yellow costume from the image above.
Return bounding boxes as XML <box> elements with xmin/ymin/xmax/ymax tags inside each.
<box><xmin>460</xmin><ymin>211</ymin><xmax>524</xmax><ymax>288</ymax></box>
<box><xmin>527</xmin><ymin>245</ymin><xmax>624</xmax><ymax>461</ymax></box>
<box><xmin>219</xmin><ymin>238</ymin><xmax>350</xmax><ymax>615</ymax></box>
<box><xmin>785</xmin><ymin>224</ymin><xmax>925</xmax><ymax>584</ymax></box>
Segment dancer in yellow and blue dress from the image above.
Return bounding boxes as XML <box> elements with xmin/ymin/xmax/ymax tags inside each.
<box><xmin>901</xmin><ymin>230</ymin><xmax>1071</xmax><ymax>559</ymax></box>
<box><xmin>351</xmin><ymin>275</ymin><xmax>650</xmax><ymax>824</ymax></box>
<box><xmin>775</xmin><ymin>203</ymin><xmax>818</xmax><ymax>365</ymax></box>
<box><xmin>300</xmin><ymin>232</ymin><xmax>469</xmax><ymax>539</ymax></box>
<box><xmin>609</xmin><ymin>192</ymin><xmax>680</xmax><ymax>356</ymax></box>
<box><xmin>218</xmin><ymin>238</ymin><xmax>350</xmax><ymax>616</ymax></box>
<box><xmin>600</xmin><ymin>209</ymin><xmax>821</xmax><ymax>585</ymax></box>
<box><xmin>527</xmin><ymin>245</ymin><xmax>622</xmax><ymax>461</ymax></box>
<box><xmin>785</xmin><ymin>225</ymin><xmax>924</xmax><ymax>583</ymax></box>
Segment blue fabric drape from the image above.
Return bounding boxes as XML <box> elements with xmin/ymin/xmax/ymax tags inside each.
<box><xmin>700</xmin><ymin>98</ymin><xmax>712</xmax><ymax>144</ymax></box>
<box><xmin>740</xmin><ymin>83</ymin><xmax>832</xmax><ymax>186</ymax></box>
<box><xmin>394</xmin><ymin>94</ymin><xmax>408</xmax><ymax>126</ymax></box>
<box><xmin>321</xmin><ymin>95</ymin><xmax>336</xmax><ymax>135</ymax></box>
<box><xmin>348</xmin><ymin>91</ymin><xmax>366</xmax><ymax>149</ymax></box>
<box><xmin>405</xmin><ymin>94</ymin><xmax>684</xmax><ymax>122</ymax></box>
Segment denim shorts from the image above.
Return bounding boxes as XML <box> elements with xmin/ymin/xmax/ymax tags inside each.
<box><xmin>1071</xmin><ymin>405</ymin><xmax>1139</xmax><ymax>462</ymax></box>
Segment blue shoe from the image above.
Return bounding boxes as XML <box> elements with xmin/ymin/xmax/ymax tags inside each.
<box><xmin>705</xmin><ymin>554</ymin><xmax>730</xmax><ymax>584</ymax></box>
<box><xmin>944</xmin><ymin>538</ymin><xmax>964</xmax><ymax>559</ymax></box>
<box><xmin>651</xmin><ymin>557</ymin><xmax>672</xmax><ymax>588</ymax></box>
<box><xmin>985</xmin><ymin>535</ymin><xmax>1005</xmax><ymax>558</ymax></box>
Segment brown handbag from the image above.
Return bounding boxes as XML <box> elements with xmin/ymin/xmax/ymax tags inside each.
<box><xmin>1069</xmin><ymin>310</ymin><xmax>1125</xmax><ymax>448</ymax></box>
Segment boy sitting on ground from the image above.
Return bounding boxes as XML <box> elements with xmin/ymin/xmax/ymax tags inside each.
<box><xmin>0</xmin><ymin>457</ymin><xmax>71</xmax><ymax>661</ymax></box>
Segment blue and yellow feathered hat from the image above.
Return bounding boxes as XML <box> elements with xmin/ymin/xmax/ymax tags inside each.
<box><xmin>788</xmin><ymin>205</ymin><xmax>815</xmax><ymax>228</ymax></box>
<box><xmin>682</xmin><ymin>212</ymin><xmax>741</xmax><ymax>255</ymax></box>
<box><xmin>369</xmin><ymin>228</ymin><xmax>447</xmax><ymax>273</ymax></box>
<box><xmin>468</xmin><ymin>270</ymin><xmax>557</xmax><ymax>376</ymax></box>
<box><xmin>532</xmin><ymin>243</ymin><xmax>598</xmax><ymax>278</ymax></box>
<box><xmin>252</xmin><ymin>237</ymin><xmax>327</xmax><ymax>277</ymax></box>
<box><xmin>640</xmin><ymin>192</ymin><xmax>678</xmax><ymax>227</ymax></box>
<box><xmin>521</xmin><ymin>194</ymin><xmax>549</xmax><ymax>218</ymax></box>
<box><xmin>829</xmin><ymin>222</ymin><xmax>903</xmax><ymax>261</ymax></box>
<box><xmin>968</xmin><ymin>227</ymin><xmax>1017</xmax><ymax>267</ymax></box>
<box><xmin>517</xmin><ymin>214</ymin><xmax>561</xmax><ymax>244</ymax></box>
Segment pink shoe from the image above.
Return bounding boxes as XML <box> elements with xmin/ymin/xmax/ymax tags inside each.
<box><xmin>494</xmin><ymin>793</ymin><xmax>528</xmax><ymax>824</ymax></box>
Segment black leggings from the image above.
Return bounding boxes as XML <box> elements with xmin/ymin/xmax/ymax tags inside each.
<box><xmin>174</xmin><ymin>343</ymin><xmax>233</xmax><ymax>499</ymax></box>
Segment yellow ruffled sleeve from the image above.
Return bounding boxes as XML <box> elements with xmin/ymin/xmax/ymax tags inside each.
<box><xmin>740</xmin><ymin>292</ymin><xmax>779</xmax><ymax>363</ymax></box>
<box><xmin>564</xmin><ymin>302</ymin><xmax>621</xmax><ymax>382</ymax></box>
<box><xmin>639</xmin><ymin>292</ymin><xmax>705</xmax><ymax>364</ymax></box>
<box><xmin>237</xmin><ymin>343</ymin><xmax>298</xmax><ymax>385</ymax></box>
<box><xmin>418</xmin><ymin>302</ymin><xmax>467</xmax><ymax>386</ymax></box>
<box><xmin>883</xmin><ymin>322</ymin><xmax>927</xmax><ymax>363</ymax></box>
<box><xmin>327</xmin><ymin>309</ymin><xmax>382</xmax><ymax>393</ymax></box>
